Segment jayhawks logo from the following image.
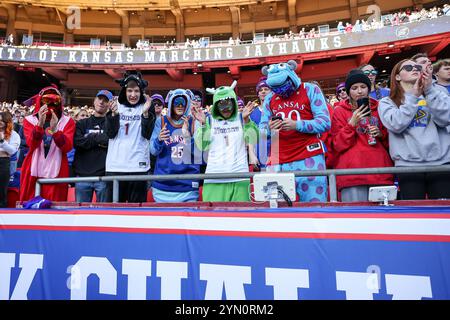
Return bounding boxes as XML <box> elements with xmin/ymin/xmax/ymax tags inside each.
<box><xmin>43</xmin><ymin>127</ymin><xmax>54</xmax><ymax>146</ymax></box>
<box><xmin>408</xmin><ymin>105</ymin><xmax>428</xmax><ymax>128</ymax></box>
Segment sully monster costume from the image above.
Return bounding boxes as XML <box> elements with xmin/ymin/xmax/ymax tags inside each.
<box><xmin>259</xmin><ymin>60</ymin><xmax>331</xmax><ymax>202</ymax></box>
<box><xmin>150</xmin><ymin>88</ymin><xmax>201</xmax><ymax>203</ymax></box>
<box><xmin>194</xmin><ymin>81</ymin><xmax>258</xmax><ymax>202</ymax></box>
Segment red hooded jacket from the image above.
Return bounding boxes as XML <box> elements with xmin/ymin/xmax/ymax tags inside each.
<box><xmin>20</xmin><ymin>86</ymin><xmax>75</xmax><ymax>202</ymax></box>
<box><xmin>331</xmin><ymin>97</ymin><xmax>393</xmax><ymax>191</ymax></box>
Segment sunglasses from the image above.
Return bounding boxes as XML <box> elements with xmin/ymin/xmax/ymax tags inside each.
<box><xmin>218</xmin><ymin>100</ymin><xmax>234</xmax><ymax>110</ymax></box>
<box><xmin>173</xmin><ymin>96</ymin><xmax>187</xmax><ymax>107</ymax></box>
<box><xmin>400</xmin><ymin>64</ymin><xmax>423</xmax><ymax>72</ymax></box>
<box><xmin>337</xmin><ymin>88</ymin><xmax>346</xmax><ymax>93</ymax></box>
<box><xmin>363</xmin><ymin>70</ymin><xmax>378</xmax><ymax>76</ymax></box>
<box><xmin>192</xmin><ymin>96</ymin><xmax>202</xmax><ymax>102</ymax></box>
<box><xmin>41</xmin><ymin>94</ymin><xmax>61</xmax><ymax>106</ymax></box>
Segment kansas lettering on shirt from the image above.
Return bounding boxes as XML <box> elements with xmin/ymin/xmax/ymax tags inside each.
<box><xmin>213</xmin><ymin>126</ymin><xmax>240</xmax><ymax>135</ymax></box>
<box><xmin>106</xmin><ymin>103</ymin><xmax>150</xmax><ymax>172</ymax></box>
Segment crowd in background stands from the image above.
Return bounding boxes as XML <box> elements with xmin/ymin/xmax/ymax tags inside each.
<box><xmin>162</xmin><ymin>4</ymin><xmax>450</xmax><ymax>48</ymax></box>
<box><xmin>262</xmin><ymin>5</ymin><xmax>449</xmax><ymax>42</ymax></box>
<box><xmin>0</xmin><ymin>101</ymin><xmax>194</xmax><ymax>122</ymax></box>
<box><xmin>0</xmin><ymin>53</ymin><xmax>449</xmax><ymax>207</ymax></box>
<box><xmin>1</xmin><ymin>4</ymin><xmax>448</xmax><ymax>50</ymax></box>
<box><xmin>149</xmin><ymin>4</ymin><xmax>450</xmax><ymax>49</ymax></box>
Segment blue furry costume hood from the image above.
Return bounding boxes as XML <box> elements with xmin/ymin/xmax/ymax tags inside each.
<box><xmin>262</xmin><ymin>60</ymin><xmax>301</xmax><ymax>98</ymax></box>
<box><xmin>165</xmin><ymin>88</ymin><xmax>194</xmax><ymax>124</ymax></box>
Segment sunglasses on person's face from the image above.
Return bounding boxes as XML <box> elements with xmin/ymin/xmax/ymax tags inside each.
<box><xmin>400</xmin><ymin>64</ymin><xmax>423</xmax><ymax>72</ymax></box>
<box><xmin>338</xmin><ymin>88</ymin><xmax>346</xmax><ymax>93</ymax></box>
<box><xmin>217</xmin><ymin>99</ymin><xmax>234</xmax><ymax>111</ymax></box>
<box><xmin>41</xmin><ymin>94</ymin><xmax>61</xmax><ymax>106</ymax></box>
<box><xmin>363</xmin><ymin>70</ymin><xmax>378</xmax><ymax>76</ymax></box>
<box><xmin>173</xmin><ymin>96</ymin><xmax>187</xmax><ymax>107</ymax></box>
<box><xmin>193</xmin><ymin>96</ymin><xmax>202</xmax><ymax>102</ymax></box>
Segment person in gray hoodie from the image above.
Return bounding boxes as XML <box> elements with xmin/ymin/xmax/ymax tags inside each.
<box><xmin>413</xmin><ymin>53</ymin><xmax>450</xmax><ymax>97</ymax></box>
<box><xmin>378</xmin><ymin>59</ymin><xmax>450</xmax><ymax>200</ymax></box>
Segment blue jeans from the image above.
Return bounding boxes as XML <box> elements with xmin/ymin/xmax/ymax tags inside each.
<box><xmin>75</xmin><ymin>181</ymin><xmax>111</xmax><ymax>203</ymax></box>
<box><xmin>10</xmin><ymin>160</ymin><xmax>17</xmax><ymax>177</ymax></box>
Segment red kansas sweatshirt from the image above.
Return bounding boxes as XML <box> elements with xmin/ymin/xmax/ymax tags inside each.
<box><xmin>331</xmin><ymin>98</ymin><xmax>393</xmax><ymax>191</ymax></box>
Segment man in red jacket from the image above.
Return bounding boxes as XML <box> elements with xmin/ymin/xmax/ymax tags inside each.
<box><xmin>20</xmin><ymin>86</ymin><xmax>75</xmax><ymax>202</ymax></box>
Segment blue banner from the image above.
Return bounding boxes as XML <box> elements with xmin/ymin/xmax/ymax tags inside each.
<box><xmin>1</xmin><ymin>206</ymin><xmax>450</xmax><ymax>300</ymax></box>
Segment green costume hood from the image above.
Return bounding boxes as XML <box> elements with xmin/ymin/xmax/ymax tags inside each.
<box><xmin>206</xmin><ymin>80</ymin><xmax>239</xmax><ymax>120</ymax></box>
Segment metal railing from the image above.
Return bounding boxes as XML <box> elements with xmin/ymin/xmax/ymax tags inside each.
<box><xmin>35</xmin><ymin>165</ymin><xmax>450</xmax><ymax>203</ymax></box>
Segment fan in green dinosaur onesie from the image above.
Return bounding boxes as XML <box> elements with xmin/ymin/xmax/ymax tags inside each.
<box><xmin>192</xmin><ymin>80</ymin><xmax>259</xmax><ymax>202</ymax></box>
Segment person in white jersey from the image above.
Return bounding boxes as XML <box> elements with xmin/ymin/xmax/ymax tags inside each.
<box><xmin>192</xmin><ymin>81</ymin><xmax>258</xmax><ymax>201</ymax></box>
<box><xmin>105</xmin><ymin>71</ymin><xmax>156</xmax><ymax>203</ymax></box>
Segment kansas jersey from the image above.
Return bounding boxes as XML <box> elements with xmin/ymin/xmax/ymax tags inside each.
<box><xmin>106</xmin><ymin>103</ymin><xmax>150</xmax><ymax>172</ymax></box>
<box><xmin>205</xmin><ymin>114</ymin><xmax>249</xmax><ymax>184</ymax></box>
<box><xmin>152</xmin><ymin>116</ymin><xmax>200</xmax><ymax>192</ymax></box>
<box><xmin>268</xmin><ymin>83</ymin><xmax>325</xmax><ymax>164</ymax></box>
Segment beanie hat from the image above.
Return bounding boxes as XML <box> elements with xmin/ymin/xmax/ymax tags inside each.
<box><xmin>150</xmin><ymin>93</ymin><xmax>165</xmax><ymax>107</ymax></box>
<box><xmin>345</xmin><ymin>69</ymin><xmax>372</xmax><ymax>94</ymax></box>
<box><xmin>256</xmin><ymin>76</ymin><xmax>269</xmax><ymax>92</ymax></box>
<box><xmin>336</xmin><ymin>82</ymin><xmax>346</xmax><ymax>94</ymax></box>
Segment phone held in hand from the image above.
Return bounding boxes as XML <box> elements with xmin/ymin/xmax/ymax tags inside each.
<box><xmin>271</xmin><ymin>115</ymin><xmax>283</xmax><ymax>121</ymax></box>
<box><xmin>357</xmin><ymin>97</ymin><xmax>372</xmax><ymax>119</ymax></box>
<box><xmin>357</xmin><ymin>97</ymin><xmax>369</xmax><ymax>109</ymax></box>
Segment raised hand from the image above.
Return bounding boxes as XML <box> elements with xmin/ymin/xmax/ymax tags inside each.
<box><xmin>412</xmin><ymin>75</ymin><xmax>424</xmax><ymax>98</ymax></box>
<box><xmin>348</xmin><ymin>105</ymin><xmax>372</xmax><ymax>127</ymax></box>
<box><xmin>49</xmin><ymin>110</ymin><xmax>58</xmax><ymax>132</ymax></box>
<box><xmin>158</xmin><ymin>124</ymin><xmax>170</xmax><ymax>142</ymax></box>
<box><xmin>142</xmin><ymin>94</ymin><xmax>152</xmax><ymax>117</ymax></box>
<box><xmin>192</xmin><ymin>105</ymin><xmax>206</xmax><ymax>125</ymax></box>
<box><xmin>109</xmin><ymin>97</ymin><xmax>118</xmax><ymax>116</ymax></box>
<box><xmin>37</xmin><ymin>104</ymin><xmax>48</xmax><ymax>127</ymax></box>
<box><xmin>242</xmin><ymin>101</ymin><xmax>257</xmax><ymax>123</ymax></box>
<box><xmin>421</xmin><ymin>67</ymin><xmax>433</xmax><ymax>92</ymax></box>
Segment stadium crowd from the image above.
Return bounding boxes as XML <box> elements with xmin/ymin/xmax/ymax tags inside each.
<box><xmin>151</xmin><ymin>4</ymin><xmax>450</xmax><ymax>49</ymax></box>
<box><xmin>0</xmin><ymin>52</ymin><xmax>449</xmax><ymax>207</ymax></box>
<box><xmin>1</xmin><ymin>4</ymin><xmax>448</xmax><ymax>51</ymax></box>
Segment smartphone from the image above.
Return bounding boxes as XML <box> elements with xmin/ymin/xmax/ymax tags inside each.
<box><xmin>357</xmin><ymin>97</ymin><xmax>369</xmax><ymax>108</ymax></box>
<box><xmin>271</xmin><ymin>115</ymin><xmax>283</xmax><ymax>121</ymax></box>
